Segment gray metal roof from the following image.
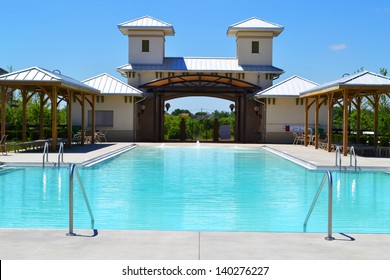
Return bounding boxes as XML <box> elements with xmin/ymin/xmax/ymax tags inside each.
<box><xmin>118</xmin><ymin>15</ymin><xmax>175</xmax><ymax>36</ymax></box>
<box><xmin>118</xmin><ymin>57</ymin><xmax>284</xmax><ymax>73</ymax></box>
<box><xmin>257</xmin><ymin>75</ymin><xmax>318</xmax><ymax>98</ymax></box>
<box><xmin>227</xmin><ymin>17</ymin><xmax>284</xmax><ymax>37</ymax></box>
<box><xmin>0</xmin><ymin>67</ymin><xmax>7</xmax><ymax>75</ymax></box>
<box><xmin>83</xmin><ymin>73</ymin><xmax>143</xmax><ymax>96</ymax></box>
<box><xmin>300</xmin><ymin>71</ymin><xmax>390</xmax><ymax>97</ymax></box>
<box><xmin>0</xmin><ymin>66</ymin><xmax>100</xmax><ymax>93</ymax></box>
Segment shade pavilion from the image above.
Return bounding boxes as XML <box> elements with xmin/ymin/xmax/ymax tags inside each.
<box><xmin>0</xmin><ymin>67</ymin><xmax>100</xmax><ymax>150</ymax></box>
<box><xmin>300</xmin><ymin>71</ymin><xmax>390</xmax><ymax>156</ymax></box>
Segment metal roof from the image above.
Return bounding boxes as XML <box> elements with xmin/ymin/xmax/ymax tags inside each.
<box><xmin>118</xmin><ymin>57</ymin><xmax>284</xmax><ymax>73</ymax></box>
<box><xmin>300</xmin><ymin>71</ymin><xmax>390</xmax><ymax>97</ymax></box>
<box><xmin>83</xmin><ymin>73</ymin><xmax>143</xmax><ymax>96</ymax></box>
<box><xmin>118</xmin><ymin>15</ymin><xmax>175</xmax><ymax>36</ymax></box>
<box><xmin>256</xmin><ymin>75</ymin><xmax>318</xmax><ymax>98</ymax></box>
<box><xmin>0</xmin><ymin>66</ymin><xmax>100</xmax><ymax>94</ymax></box>
<box><xmin>227</xmin><ymin>17</ymin><xmax>284</xmax><ymax>37</ymax></box>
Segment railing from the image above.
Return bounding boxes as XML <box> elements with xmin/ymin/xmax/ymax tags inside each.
<box><xmin>335</xmin><ymin>146</ymin><xmax>342</xmax><ymax>171</ymax></box>
<box><xmin>303</xmin><ymin>170</ymin><xmax>335</xmax><ymax>241</ymax></box>
<box><xmin>67</xmin><ymin>163</ymin><xmax>95</xmax><ymax>236</ymax></box>
<box><xmin>42</xmin><ymin>142</ymin><xmax>49</xmax><ymax>168</ymax></box>
<box><xmin>349</xmin><ymin>146</ymin><xmax>357</xmax><ymax>171</ymax></box>
<box><xmin>58</xmin><ymin>142</ymin><xmax>64</xmax><ymax>167</ymax></box>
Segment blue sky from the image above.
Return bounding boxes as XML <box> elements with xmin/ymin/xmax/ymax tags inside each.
<box><xmin>1</xmin><ymin>0</ymin><xmax>389</xmax><ymax>113</ymax></box>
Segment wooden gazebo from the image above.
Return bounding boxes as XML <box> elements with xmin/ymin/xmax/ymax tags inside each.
<box><xmin>0</xmin><ymin>67</ymin><xmax>100</xmax><ymax>150</ymax></box>
<box><xmin>300</xmin><ymin>71</ymin><xmax>390</xmax><ymax>156</ymax></box>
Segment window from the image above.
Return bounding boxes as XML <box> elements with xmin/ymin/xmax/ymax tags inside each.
<box><xmin>142</xmin><ymin>40</ymin><xmax>149</xmax><ymax>52</ymax></box>
<box><xmin>88</xmin><ymin>110</ymin><xmax>114</xmax><ymax>127</ymax></box>
<box><xmin>252</xmin><ymin>41</ymin><xmax>259</xmax><ymax>54</ymax></box>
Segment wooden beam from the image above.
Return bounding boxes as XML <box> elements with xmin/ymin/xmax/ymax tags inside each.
<box><xmin>327</xmin><ymin>93</ymin><xmax>333</xmax><ymax>152</ymax></box>
<box><xmin>51</xmin><ymin>86</ymin><xmax>58</xmax><ymax>151</ymax></box>
<box><xmin>342</xmin><ymin>90</ymin><xmax>349</xmax><ymax>156</ymax></box>
<box><xmin>91</xmin><ymin>95</ymin><xmax>95</xmax><ymax>144</ymax></box>
<box><xmin>22</xmin><ymin>90</ymin><xmax>28</xmax><ymax>142</ymax></box>
<box><xmin>304</xmin><ymin>97</ymin><xmax>309</xmax><ymax>146</ymax></box>
<box><xmin>1</xmin><ymin>86</ymin><xmax>7</xmax><ymax>138</ymax></box>
<box><xmin>315</xmin><ymin>96</ymin><xmax>319</xmax><ymax>149</ymax></box>
<box><xmin>81</xmin><ymin>93</ymin><xmax>85</xmax><ymax>145</ymax></box>
<box><xmin>67</xmin><ymin>89</ymin><xmax>73</xmax><ymax>146</ymax></box>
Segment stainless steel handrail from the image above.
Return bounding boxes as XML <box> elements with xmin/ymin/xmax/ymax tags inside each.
<box><xmin>42</xmin><ymin>142</ymin><xmax>49</xmax><ymax>168</ymax></box>
<box><xmin>67</xmin><ymin>163</ymin><xmax>95</xmax><ymax>236</ymax></box>
<box><xmin>335</xmin><ymin>146</ymin><xmax>341</xmax><ymax>171</ymax></box>
<box><xmin>58</xmin><ymin>142</ymin><xmax>64</xmax><ymax>167</ymax></box>
<box><xmin>349</xmin><ymin>146</ymin><xmax>357</xmax><ymax>171</ymax></box>
<box><xmin>303</xmin><ymin>170</ymin><xmax>335</xmax><ymax>241</ymax></box>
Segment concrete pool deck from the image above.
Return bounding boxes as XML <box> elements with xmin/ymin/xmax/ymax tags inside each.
<box><xmin>1</xmin><ymin>142</ymin><xmax>390</xmax><ymax>260</ymax></box>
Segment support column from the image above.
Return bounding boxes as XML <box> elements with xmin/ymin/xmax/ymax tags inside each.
<box><xmin>91</xmin><ymin>95</ymin><xmax>95</xmax><ymax>144</ymax></box>
<box><xmin>355</xmin><ymin>96</ymin><xmax>361</xmax><ymax>144</ymax></box>
<box><xmin>67</xmin><ymin>89</ymin><xmax>73</xmax><ymax>146</ymax></box>
<box><xmin>22</xmin><ymin>90</ymin><xmax>27</xmax><ymax>142</ymax></box>
<box><xmin>314</xmin><ymin>96</ymin><xmax>320</xmax><ymax>149</ymax></box>
<box><xmin>1</xmin><ymin>86</ymin><xmax>7</xmax><ymax>138</ymax></box>
<box><xmin>51</xmin><ymin>86</ymin><xmax>58</xmax><ymax>151</ymax></box>
<box><xmin>327</xmin><ymin>93</ymin><xmax>333</xmax><ymax>152</ymax></box>
<box><xmin>81</xmin><ymin>93</ymin><xmax>85</xmax><ymax>145</ymax></box>
<box><xmin>342</xmin><ymin>90</ymin><xmax>349</xmax><ymax>156</ymax></box>
<box><xmin>304</xmin><ymin>98</ymin><xmax>309</xmax><ymax>146</ymax></box>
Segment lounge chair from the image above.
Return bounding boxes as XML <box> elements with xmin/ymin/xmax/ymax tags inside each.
<box><xmin>292</xmin><ymin>131</ymin><xmax>304</xmax><ymax>145</ymax></box>
<box><xmin>96</xmin><ymin>130</ymin><xmax>107</xmax><ymax>142</ymax></box>
<box><xmin>1</xmin><ymin>135</ymin><xmax>8</xmax><ymax>155</ymax></box>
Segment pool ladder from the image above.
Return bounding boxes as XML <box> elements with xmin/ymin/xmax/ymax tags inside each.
<box><xmin>67</xmin><ymin>163</ymin><xmax>95</xmax><ymax>236</ymax></box>
<box><xmin>42</xmin><ymin>142</ymin><xmax>65</xmax><ymax>168</ymax></box>
<box><xmin>335</xmin><ymin>145</ymin><xmax>358</xmax><ymax>171</ymax></box>
<box><xmin>303</xmin><ymin>170</ymin><xmax>335</xmax><ymax>241</ymax></box>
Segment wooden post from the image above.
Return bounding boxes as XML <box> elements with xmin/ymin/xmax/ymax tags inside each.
<box><xmin>67</xmin><ymin>89</ymin><xmax>73</xmax><ymax>146</ymax></box>
<box><xmin>373</xmin><ymin>94</ymin><xmax>379</xmax><ymax>147</ymax></box>
<box><xmin>315</xmin><ymin>96</ymin><xmax>319</xmax><ymax>149</ymax></box>
<box><xmin>91</xmin><ymin>95</ymin><xmax>95</xmax><ymax>144</ymax></box>
<box><xmin>81</xmin><ymin>93</ymin><xmax>85</xmax><ymax>145</ymax></box>
<box><xmin>0</xmin><ymin>86</ymin><xmax>6</xmax><ymax>138</ymax></box>
<box><xmin>304</xmin><ymin>97</ymin><xmax>309</xmax><ymax>146</ymax></box>
<box><xmin>327</xmin><ymin>93</ymin><xmax>333</xmax><ymax>152</ymax></box>
<box><xmin>355</xmin><ymin>96</ymin><xmax>361</xmax><ymax>144</ymax></box>
<box><xmin>342</xmin><ymin>90</ymin><xmax>349</xmax><ymax>156</ymax></box>
<box><xmin>21</xmin><ymin>90</ymin><xmax>27</xmax><ymax>142</ymax></box>
<box><xmin>51</xmin><ymin>86</ymin><xmax>58</xmax><ymax>151</ymax></box>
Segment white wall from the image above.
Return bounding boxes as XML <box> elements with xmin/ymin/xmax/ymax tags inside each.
<box><xmin>72</xmin><ymin>96</ymin><xmax>135</xmax><ymax>141</ymax></box>
<box><xmin>236</xmin><ymin>32</ymin><xmax>273</xmax><ymax>65</ymax></box>
<box><xmin>128</xmin><ymin>33</ymin><xmax>165</xmax><ymax>64</ymax></box>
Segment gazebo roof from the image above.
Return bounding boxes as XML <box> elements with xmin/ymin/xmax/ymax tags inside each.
<box><xmin>300</xmin><ymin>71</ymin><xmax>390</xmax><ymax>98</ymax></box>
<box><xmin>227</xmin><ymin>17</ymin><xmax>284</xmax><ymax>37</ymax></box>
<box><xmin>83</xmin><ymin>73</ymin><xmax>143</xmax><ymax>96</ymax></box>
<box><xmin>0</xmin><ymin>66</ymin><xmax>100</xmax><ymax>94</ymax></box>
<box><xmin>256</xmin><ymin>75</ymin><xmax>318</xmax><ymax>98</ymax></box>
<box><xmin>118</xmin><ymin>15</ymin><xmax>175</xmax><ymax>36</ymax></box>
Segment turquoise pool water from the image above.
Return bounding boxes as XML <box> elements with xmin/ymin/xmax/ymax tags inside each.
<box><xmin>0</xmin><ymin>146</ymin><xmax>389</xmax><ymax>233</ymax></box>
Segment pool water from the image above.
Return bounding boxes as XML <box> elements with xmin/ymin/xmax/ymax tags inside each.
<box><xmin>0</xmin><ymin>146</ymin><xmax>389</xmax><ymax>233</ymax></box>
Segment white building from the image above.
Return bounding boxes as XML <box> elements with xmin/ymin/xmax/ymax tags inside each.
<box><xmin>73</xmin><ymin>16</ymin><xmax>327</xmax><ymax>143</ymax></box>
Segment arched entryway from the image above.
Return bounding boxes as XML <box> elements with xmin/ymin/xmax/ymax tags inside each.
<box><xmin>137</xmin><ymin>74</ymin><xmax>262</xmax><ymax>143</ymax></box>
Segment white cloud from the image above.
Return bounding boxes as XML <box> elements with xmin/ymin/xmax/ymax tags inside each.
<box><xmin>330</xmin><ymin>43</ymin><xmax>347</xmax><ymax>51</ymax></box>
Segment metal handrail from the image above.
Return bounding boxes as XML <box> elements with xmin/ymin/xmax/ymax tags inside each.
<box><xmin>67</xmin><ymin>163</ymin><xmax>95</xmax><ymax>236</ymax></box>
<box><xmin>303</xmin><ymin>170</ymin><xmax>335</xmax><ymax>241</ymax></box>
<box><xmin>42</xmin><ymin>142</ymin><xmax>49</xmax><ymax>168</ymax></box>
<box><xmin>349</xmin><ymin>146</ymin><xmax>357</xmax><ymax>171</ymax></box>
<box><xmin>335</xmin><ymin>146</ymin><xmax>341</xmax><ymax>171</ymax></box>
<box><xmin>58</xmin><ymin>142</ymin><xmax>64</xmax><ymax>167</ymax></box>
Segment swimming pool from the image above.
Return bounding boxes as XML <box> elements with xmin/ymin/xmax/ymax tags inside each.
<box><xmin>0</xmin><ymin>145</ymin><xmax>389</xmax><ymax>233</ymax></box>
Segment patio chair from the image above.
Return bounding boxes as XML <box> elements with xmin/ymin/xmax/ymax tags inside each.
<box><xmin>96</xmin><ymin>130</ymin><xmax>107</xmax><ymax>142</ymax></box>
<box><xmin>292</xmin><ymin>131</ymin><xmax>304</xmax><ymax>145</ymax></box>
<box><xmin>1</xmin><ymin>135</ymin><xmax>8</xmax><ymax>155</ymax></box>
